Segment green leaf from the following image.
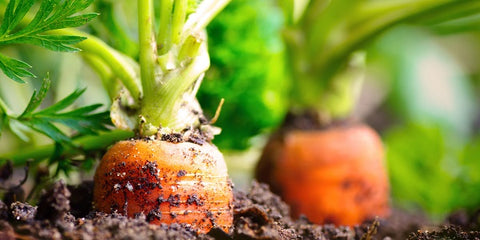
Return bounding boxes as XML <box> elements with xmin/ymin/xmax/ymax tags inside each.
<box><xmin>0</xmin><ymin>0</ymin><xmax>34</xmax><ymax>36</ymax></box>
<box><xmin>0</xmin><ymin>53</ymin><xmax>35</xmax><ymax>83</ymax></box>
<box><xmin>11</xmin><ymin>35</ymin><xmax>86</xmax><ymax>52</ymax></box>
<box><xmin>4</xmin><ymin>74</ymin><xmax>112</xmax><ymax>147</ymax></box>
<box><xmin>20</xmin><ymin>76</ymin><xmax>51</xmax><ymax>117</ymax></box>
<box><xmin>48</xmin><ymin>13</ymin><xmax>99</xmax><ymax>30</ymax></box>
<box><xmin>54</xmin><ymin>103</ymin><xmax>103</xmax><ymax>117</ymax></box>
<box><xmin>26</xmin><ymin>117</ymin><xmax>71</xmax><ymax>144</ymax></box>
<box><xmin>35</xmin><ymin>88</ymin><xmax>86</xmax><ymax>115</ymax></box>
<box><xmin>0</xmin><ymin>0</ymin><xmax>96</xmax><ymax>83</ymax></box>
<box><xmin>8</xmin><ymin>118</ymin><xmax>32</xmax><ymax>142</ymax></box>
<box><xmin>40</xmin><ymin>106</ymin><xmax>110</xmax><ymax>135</ymax></box>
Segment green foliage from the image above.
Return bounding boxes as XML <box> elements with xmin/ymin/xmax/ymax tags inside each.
<box><xmin>282</xmin><ymin>0</ymin><xmax>480</xmax><ymax>114</ymax></box>
<box><xmin>198</xmin><ymin>0</ymin><xmax>288</xmax><ymax>150</ymax></box>
<box><xmin>2</xmin><ymin>77</ymin><xmax>111</xmax><ymax>145</ymax></box>
<box><xmin>456</xmin><ymin>137</ymin><xmax>480</xmax><ymax>211</ymax></box>
<box><xmin>370</xmin><ymin>26</ymin><xmax>480</xmax><ymax>217</ymax></box>
<box><xmin>385</xmin><ymin>123</ymin><xmax>480</xmax><ymax>218</ymax></box>
<box><xmin>369</xmin><ymin>27</ymin><xmax>476</xmax><ymax>136</ymax></box>
<box><xmin>0</xmin><ymin>0</ymin><xmax>96</xmax><ymax>83</ymax></box>
<box><xmin>90</xmin><ymin>0</ymin><xmax>138</xmax><ymax>58</ymax></box>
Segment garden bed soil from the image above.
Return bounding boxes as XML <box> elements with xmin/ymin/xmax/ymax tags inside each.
<box><xmin>1</xmin><ymin>180</ymin><xmax>480</xmax><ymax>239</ymax></box>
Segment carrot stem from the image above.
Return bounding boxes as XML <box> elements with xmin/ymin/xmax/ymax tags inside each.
<box><xmin>181</xmin><ymin>0</ymin><xmax>230</xmax><ymax>42</ymax></box>
<box><xmin>158</xmin><ymin>0</ymin><xmax>174</xmax><ymax>55</ymax></box>
<box><xmin>52</xmin><ymin>29</ymin><xmax>142</xmax><ymax>102</ymax></box>
<box><xmin>0</xmin><ymin>130</ymin><xmax>134</xmax><ymax>166</ymax></box>
<box><xmin>172</xmin><ymin>0</ymin><xmax>187</xmax><ymax>45</ymax></box>
<box><xmin>138</xmin><ymin>0</ymin><xmax>157</xmax><ymax>103</ymax></box>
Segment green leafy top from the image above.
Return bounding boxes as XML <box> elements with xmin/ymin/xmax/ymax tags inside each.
<box><xmin>1</xmin><ymin>76</ymin><xmax>111</xmax><ymax>145</ymax></box>
<box><xmin>108</xmin><ymin>0</ymin><xmax>231</xmax><ymax>136</ymax></box>
<box><xmin>0</xmin><ymin>0</ymin><xmax>97</xmax><ymax>83</ymax></box>
<box><xmin>279</xmin><ymin>0</ymin><xmax>480</xmax><ymax>120</ymax></box>
<box><xmin>0</xmin><ymin>0</ymin><xmax>112</xmax><ymax>174</ymax></box>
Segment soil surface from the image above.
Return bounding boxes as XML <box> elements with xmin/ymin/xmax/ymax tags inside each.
<box><xmin>1</xmin><ymin>180</ymin><xmax>480</xmax><ymax>239</ymax></box>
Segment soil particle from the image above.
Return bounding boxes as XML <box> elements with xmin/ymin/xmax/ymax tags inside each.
<box><xmin>446</xmin><ymin>209</ymin><xmax>480</xmax><ymax>231</ymax></box>
<box><xmin>158</xmin><ymin>127</ymin><xmax>211</xmax><ymax>145</ymax></box>
<box><xmin>35</xmin><ymin>180</ymin><xmax>71</xmax><ymax>223</ymax></box>
<box><xmin>232</xmin><ymin>181</ymin><xmax>353</xmax><ymax>240</ymax></box>
<box><xmin>0</xmin><ymin>220</ymin><xmax>15</xmax><ymax>240</ymax></box>
<box><xmin>147</xmin><ymin>209</ymin><xmax>162</xmax><ymax>221</ymax></box>
<box><xmin>407</xmin><ymin>225</ymin><xmax>480</xmax><ymax>240</ymax></box>
<box><xmin>1</xmin><ymin>161</ymin><xmax>28</xmax><ymax>207</ymax></box>
<box><xmin>143</xmin><ymin>161</ymin><xmax>160</xmax><ymax>178</ymax></box>
<box><xmin>161</xmin><ymin>133</ymin><xmax>184</xmax><ymax>143</ymax></box>
<box><xmin>3</xmin><ymin>179</ymin><xmax>480</xmax><ymax>239</ymax></box>
<box><xmin>10</xmin><ymin>202</ymin><xmax>36</xmax><ymax>222</ymax></box>
<box><xmin>167</xmin><ymin>194</ymin><xmax>181</xmax><ymax>207</ymax></box>
<box><xmin>374</xmin><ymin>208</ymin><xmax>430</xmax><ymax>239</ymax></box>
<box><xmin>177</xmin><ymin>170</ymin><xmax>187</xmax><ymax>177</ymax></box>
<box><xmin>187</xmin><ymin>194</ymin><xmax>204</xmax><ymax>206</ymax></box>
<box><xmin>280</xmin><ymin>111</ymin><xmax>350</xmax><ymax>132</ymax></box>
<box><xmin>68</xmin><ymin>181</ymin><xmax>93</xmax><ymax>218</ymax></box>
<box><xmin>0</xmin><ymin>200</ymin><xmax>9</xmax><ymax>220</ymax></box>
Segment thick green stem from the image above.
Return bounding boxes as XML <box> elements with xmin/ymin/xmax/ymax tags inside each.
<box><xmin>53</xmin><ymin>29</ymin><xmax>142</xmax><ymax>101</ymax></box>
<box><xmin>140</xmin><ymin>40</ymin><xmax>208</xmax><ymax>131</ymax></box>
<box><xmin>181</xmin><ymin>0</ymin><xmax>230</xmax><ymax>41</ymax></box>
<box><xmin>138</xmin><ymin>0</ymin><xmax>157</xmax><ymax>102</ymax></box>
<box><xmin>0</xmin><ymin>130</ymin><xmax>133</xmax><ymax>166</ymax></box>
<box><xmin>158</xmin><ymin>0</ymin><xmax>174</xmax><ymax>54</ymax></box>
<box><xmin>138</xmin><ymin>0</ymin><xmax>230</xmax><ymax>133</ymax></box>
<box><xmin>172</xmin><ymin>0</ymin><xmax>187</xmax><ymax>45</ymax></box>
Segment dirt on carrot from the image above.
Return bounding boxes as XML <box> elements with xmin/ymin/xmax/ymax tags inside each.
<box><xmin>93</xmin><ymin>131</ymin><xmax>233</xmax><ymax>234</ymax></box>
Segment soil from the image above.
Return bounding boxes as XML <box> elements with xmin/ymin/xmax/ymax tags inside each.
<box><xmin>1</xmin><ymin>179</ymin><xmax>479</xmax><ymax>239</ymax></box>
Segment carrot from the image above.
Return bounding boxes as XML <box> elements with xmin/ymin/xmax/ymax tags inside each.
<box><xmin>87</xmin><ymin>0</ymin><xmax>233</xmax><ymax>234</ymax></box>
<box><xmin>256</xmin><ymin>124</ymin><xmax>390</xmax><ymax>226</ymax></box>
<box><xmin>94</xmin><ymin>139</ymin><xmax>233</xmax><ymax>233</ymax></box>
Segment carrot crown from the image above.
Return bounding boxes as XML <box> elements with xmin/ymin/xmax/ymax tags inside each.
<box><xmin>109</xmin><ymin>0</ymin><xmax>230</xmax><ymax>136</ymax></box>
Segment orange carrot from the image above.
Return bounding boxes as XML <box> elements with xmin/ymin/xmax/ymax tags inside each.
<box><xmin>94</xmin><ymin>139</ymin><xmax>233</xmax><ymax>233</ymax></box>
<box><xmin>256</xmin><ymin>124</ymin><xmax>390</xmax><ymax>225</ymax></box>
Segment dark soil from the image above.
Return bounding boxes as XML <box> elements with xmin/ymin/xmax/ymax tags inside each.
<box><xmin>1</xmin><ymin>180</ymin><xmax>479</xmax><ymax>239</ymax></box>
<box><xmin>280</xmin><ymin>111</ymin><xmax>351</xmax><ymax>132</ymax></box>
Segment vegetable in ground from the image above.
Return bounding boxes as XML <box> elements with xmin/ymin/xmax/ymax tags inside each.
<box><xmin>91</xmin><ymin>0</ymin><xmax>233</xmax><ymax>234</ymax></box>
<box><xmin>0</xmin><ymin>0</ymin><xmax>234</xmax><ymax>234</ymax></box>
<box><xmin>255</xmin><ymin>0</ymin><xmax>480</xmax><ymax>226</ymax></box>
<box><xmin>256</xmin><ymin>123</ymin><xmax>389</xmax><ymax>225</ymax></box>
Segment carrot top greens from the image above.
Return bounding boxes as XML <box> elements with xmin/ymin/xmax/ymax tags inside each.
<box><xmin>0</xmin><ymin>0</ymin><xmax>230</xmax><ymax>174</ymax></box>
<box><xmin>131</xmin><ymin>0</ymin><xmax>230</xmax><ymax>136</ymax></box>
<box><xmin>0</xmin><ymin>0</ymin><xmax>96</xmax><ymax>83</ymax></box>
<box><xmin>280</xmin><ymin>0</ymin><xmax>480</xmax><ymax>121</ymax></box>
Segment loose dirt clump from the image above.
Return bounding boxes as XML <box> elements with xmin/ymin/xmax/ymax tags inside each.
<box><xmin>407</xmin><ymin>225</ymin><xmax>480</xmax><ymax>239</ymax></box>
<box><xmin>1</xmin><ymin>179</ymin><xmax>479</xmax><ymax>239</ymax></box>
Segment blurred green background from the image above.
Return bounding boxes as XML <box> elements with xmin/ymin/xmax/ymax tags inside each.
<box><xmin>1</xmin><ymin>0</ymin><xmax>480</xmax><ymax>221</ymax></box>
